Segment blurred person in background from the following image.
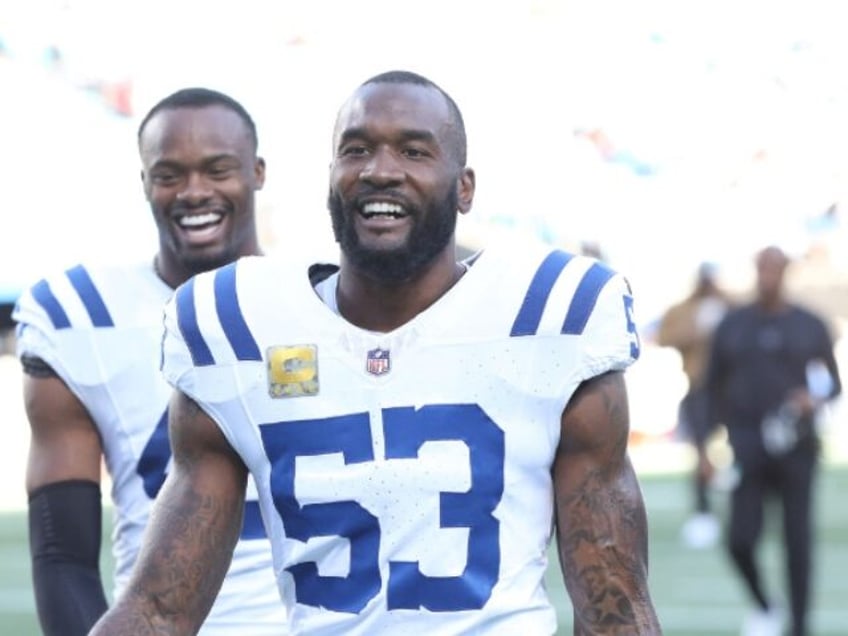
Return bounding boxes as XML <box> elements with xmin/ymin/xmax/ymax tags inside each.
<box><xmin>657</xmin><ymin>261</ymin><xmax>732</xmax><ymax>549</ymax></box>
<box><xmin>704</xmin><ymin>245</ymin><xmax>842</xmax><ymax>636</ymax></box>
<box><xmin>579</xmin><ymin>239</ymin><xmax>607</xmax><ymax>262</ymax></box>
<box><xmin>12</xmin><ymin>87</ymin><xmax>285</xmax><ymax>635</ymax></box>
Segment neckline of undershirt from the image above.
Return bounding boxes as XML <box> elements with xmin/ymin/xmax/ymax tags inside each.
<box><xmin>312</xmin><ymin>261</ymin><xmax>471</xmax><ymax>320</ymax></box>
<box><xmin>313</xmin><ymin>271</ymin><xmax>340</xmax><ymax>315</ymax></box>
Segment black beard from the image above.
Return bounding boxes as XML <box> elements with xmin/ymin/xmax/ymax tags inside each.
<box><xmin>179</xmin><ymin>251</ymin><xmax>232</xmax><ymax>275</ymax></box>
<box><xmin>327</xmin><ymin>187</ymin><xmax>458</xmax><ymax>284</ymax></box>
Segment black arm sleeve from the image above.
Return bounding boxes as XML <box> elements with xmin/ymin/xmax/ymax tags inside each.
<box><xmin>20</xmin><ymin>354</ymin><xmax>59</xmax><ymax>378</ymax></box>
<box><xmin>28</xmin><ymin>480</ymin><xmax>108</xmax><ymax>636</ymax></box>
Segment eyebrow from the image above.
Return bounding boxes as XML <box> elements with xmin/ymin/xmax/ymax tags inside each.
<box><xmin>338</xmin><ymin>127</ymin><xmax>438</xmax><ymax>147</ymax></box>
<box><xmin>150</xmin><ymin>154</ymin><xmax>240</xmax><ymax>170</ymax></box>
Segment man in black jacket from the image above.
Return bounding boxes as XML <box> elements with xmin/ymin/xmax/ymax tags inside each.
<box><xmin>704</xmin><ymin>245</ymin><xmax>842</xmax><ymax>636</ymax></box>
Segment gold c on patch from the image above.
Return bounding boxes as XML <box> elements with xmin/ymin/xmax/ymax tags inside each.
<box><xmin>267</xmin><ymin>345</ymin><xmax>319</xmax><ymax>398</ymax></box>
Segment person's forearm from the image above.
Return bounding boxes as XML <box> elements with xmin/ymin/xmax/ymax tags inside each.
<box><xmin>89</xmin><ymin>595</ymin><xmax>182</xmax><ymax>636</ymax></box>
<box><xmin>558</xmin><ymin>469</ymin><xmax>662</xmax><ymax>634</ymax></box>
<box><xmin>91</xmin><ymin>463</ymin><xmax>242</xmax><ymax>634</ymax></box>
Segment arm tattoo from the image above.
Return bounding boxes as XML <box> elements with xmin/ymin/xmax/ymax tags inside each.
<box><xmin>560</xmin><ymin>469</ymin><xmax>650</xmax><ymax>631</ymax></box>
<box><xmin>557</xmin><ymin>373</ymin><xmax>657</xmax><ymax>633</ymax></box>
<box><xmin>133</xmin><ymin>492</ymin><xmax>241</xmax><ymax>618</ymax></box>
<box><xmin>119</xmin><ymin>396</ymin><xmax>242</xmax><ymax>633</ymax></box>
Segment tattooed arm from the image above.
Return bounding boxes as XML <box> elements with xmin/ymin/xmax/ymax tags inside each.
<box><xmin>553</xmin><ymin>371</ymin><xmax>661</xmax><ymax>635</ymax></box>
<box><xmin>89</xmin><ymin>390</ymin><xmax>248</xmax><ymax>635</ymax></box>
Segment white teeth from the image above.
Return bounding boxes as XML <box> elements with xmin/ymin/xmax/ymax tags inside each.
<box><xmin>362</xmin><ymin>202</ymin><xmax>404</xmax><ymax>216</ymax></box>
<box><xmin>178</xmin><ymin>212</ymin><xmax>223</xmax><ymax>228</ymax></box>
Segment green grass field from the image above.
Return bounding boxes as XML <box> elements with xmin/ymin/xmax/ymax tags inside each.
<box><xmin>545</xmin><ymin>461</ymin><xmax>848</xmax><ymax>635</ymax></box>
<box><xmin>2</xmin><ymin>464</ymin><xmax>847</xmax><ymax>635</ymax></box>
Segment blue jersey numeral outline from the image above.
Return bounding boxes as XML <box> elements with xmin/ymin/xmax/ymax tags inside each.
<box><xmin>260</xmin><ymin>403</ymin><xmax>505</xmax><ymax>614</ymax></box>
<box><xmin>623</xmin><ymin>293</ymin><xmax>641</xmax><ymax>359</ymax></box>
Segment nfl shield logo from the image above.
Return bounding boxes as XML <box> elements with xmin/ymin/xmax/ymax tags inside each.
<box><xmin>366</xmin><ymin>348</ymin><xmax>391</xmax><ymax>376</ymax></box>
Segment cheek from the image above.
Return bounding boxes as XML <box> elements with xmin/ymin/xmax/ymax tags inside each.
<box><xmin>147</xmin><ymin>185</ymin><xmax>174</xmax><ymax>206</ymax></box>
<box><xmin>148</xmin><ymin>195</ymin><xmax>169</xmax><ymax>219</ymax></box>
<box><xmin>424</xmin><ymin>180</ymin><xmax>456</xmax><ymax>209</ymax></box>
<box><xmin>330</xmin><ymin>166</ymin><xmax>358</xmax><ymax>192</ymax></box>
<box><xmin>222</xmin><ymin>182</ymin><xmax>253</xmax><ymax>207</ymax></box>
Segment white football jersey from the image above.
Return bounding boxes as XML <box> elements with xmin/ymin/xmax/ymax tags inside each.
<box><xmin>160</xmin><ymin>239</ymin><xmax>641</xmax><ymax>636</ymax></box>
<box><xmin>14</xmin><ymin>261</ymin><xmax>286</xmax><ymax>635</ymax></box>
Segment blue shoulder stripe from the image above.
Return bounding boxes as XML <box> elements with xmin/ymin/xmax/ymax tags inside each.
<box><xmin>214</xmin><ymin>264</ymin><xmax>262</xmax><ymax>361</ymax></box>
<box><xmin>510</xmin><ymin>250</ymin><xmax>573</xmax><ymax>337</ymax></box>
<box><xmin>175</xmin><ymin>278</ymin><xmax>215</xmax><ymax>366</ymax></box>
<box><xmin>561</xmin><ymin>262</ymin><xmax>615</xmax><ymax>335</ymax></box>
<box><xmin>66</xmin><ymin>265</ymin><xmax>114</xmax><ymax>327</ymax></box>
<box><xmin>30</xmin><ymin>280</ymin><xmax>71</xmax><ymax>329</ymax></box>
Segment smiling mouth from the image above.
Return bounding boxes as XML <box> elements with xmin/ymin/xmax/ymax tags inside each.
<box><xmin>361</xmin><ymin>201</ymin><xmax>406</xmax><ymax>219</ymax></box>
<box><xmin>177</xmin><ymin>211</ymin><xmax>224</xmax><ymax>230</ymax></box>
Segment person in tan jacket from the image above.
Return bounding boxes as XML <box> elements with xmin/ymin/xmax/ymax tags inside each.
<box><xmin>657</xmin><ymin>262</ymin><xmax>732</xmax><ymax>549</ymax></box>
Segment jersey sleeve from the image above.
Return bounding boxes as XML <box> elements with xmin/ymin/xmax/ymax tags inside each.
<box><xmin>482</xmin><ymin>241</ymin><xmax>641</xmax><ymax>407</ymax></box>
<box><xmin>14</xmin><ymin>276</ymin><xmax>67</xmax><ymax>370</ymax></box>
<box><xmin>578</xmin><ymin>271</ymin><xmax>641</xmax><ymax>380</ymax></box>
<box><xmin>507</xmin><ymin>245</ymin><xmax>641</xmax><ymax>386</ymax></box>
<box><xmin>13</xmin><ymin>268</ymin><xmax>109</xmax><ymax>392</ymax></box>
<box><xmin>160</xmin><ymin>282</ymin><xmax>204</xmax><ymax>400</ymax></box>
<box><xmin>160</xmin><ymin>264</ymin><xmax>271</xmax><ymax>466</ymax></box>
<box><xmin>160</xmin><ymin>264</ymin><xmax>265</xmax><ymax>406</ymax></box>
<box><xmin>15</xmin><ymin>297</ymin><xmax>61</xmax><ymax>369</ymax></box>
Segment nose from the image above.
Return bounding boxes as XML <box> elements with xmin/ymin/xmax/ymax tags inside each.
<box><xmin>176</xmin><ymin>172</ymin><xmax>212</xmax><ymax>206</ymax></box>
<box><xmin>359</xmin><ymin>146</ymin><xmax>404</xmax><ymax>186</ymax></box>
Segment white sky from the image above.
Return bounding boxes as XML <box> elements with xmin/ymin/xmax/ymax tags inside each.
<box><xmin>2</xmin><ymin>0</ymin><xmax>846</xmax><ymax>316</ymax></box>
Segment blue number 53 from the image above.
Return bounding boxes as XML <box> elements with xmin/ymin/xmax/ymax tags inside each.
<box><xmin>260</xmin><ymin>404</ymin><xmax>505</xmax><ymax>614</ymax></box>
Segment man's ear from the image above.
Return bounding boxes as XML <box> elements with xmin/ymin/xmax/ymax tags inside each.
<box><xmin>254</xmin><ymin>157</ymin><xmax>267</xmax><ymax>190</ymax></box>
<box><xmin>140</xmin><ymin>169</ymin><xmax>151</xmax><ymax>201</ymax></box>
<box><xmin>457</xmin><ymin>167</ymin><xmax>475</xmax><ymax>215</ymax></box>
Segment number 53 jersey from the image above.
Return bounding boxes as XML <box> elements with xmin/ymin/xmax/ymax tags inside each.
<box><xmin>13</xmin><ymin>262</ymin><xmax>286</xmax><ymax>635</ymax></box>
<box><xmin>161</xmin><ymin>238</ymin><xmax>642</xmax><ymax>636</ymax></box>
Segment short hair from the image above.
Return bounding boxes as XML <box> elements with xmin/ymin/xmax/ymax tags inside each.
<box><xmin>137</xmin><ymin>87</ymin><xmax>258</xmax><ymax>150</ymax></box>
<box><xmin>756</xmin><ymin>245</ymin><xmax>790</xmax><ymax>268</ymax></box>
<box><xmin>361</xmin><ymin>70</ymin><xmax>467</xmax><ymax>166</ymax></box>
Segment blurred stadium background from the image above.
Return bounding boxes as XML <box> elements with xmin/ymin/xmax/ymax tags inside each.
<box><xmin>1</xmin><ymin>1</ymin><xmax>848</xmax><ymax>633</ymax></box>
